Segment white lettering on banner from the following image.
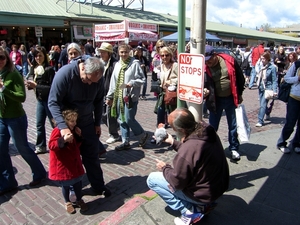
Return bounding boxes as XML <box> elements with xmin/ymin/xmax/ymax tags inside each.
<box><xmin>128</xmin><ymin>22</ymin><xmax>157</xmax><ymax>32</ymax></box>
<box><xmin>95</xmin><ymin>21</ymin><xmax>126</xmax><ymax>32</ymax></box>
<box><xmin>178</xmin><ymin>53</ymin><xmax>205</xmax><ymax>104</ymax></box>
<box><xmin>94</xmin><ymin>32</ymin><xmax>126</xmax><ymax>42</ymax></box>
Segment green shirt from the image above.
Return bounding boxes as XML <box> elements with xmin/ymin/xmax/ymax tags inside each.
<box><xmin>1</xmin><ymin>70</ymin><xmax>26</xmax><ymax>118</ymax></box>
<box><xmin>210</xmin><ymin>56</ymin><xmax>232</xmax><ymax>97</ymax></box>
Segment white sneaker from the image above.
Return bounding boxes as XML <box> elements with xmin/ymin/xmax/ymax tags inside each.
<box><xmin>294</xmin><ymin>147</ymin><xmax>300</xmax><ymax>154</ymax></box>
<box><xmin>278</xmin><ymin>146</ymin><xmax>290</xmax><ymax>154</ymax></box>
<box><xmin>106</xmin><ymin>136</ymin><xmax>120</xmax><ymax>144</ymax></box>
<box><xmin>231</xmin><ymin>150</ymin><xmax>240</xmax><ymax>160</ymax></box>
<box><xmin>35</xmin><ymin>146</ymin><xmax>47</xmax><ymax>154</ymax></box>
<box><xmin>255</xmin><ymin>123</ymin><xmax>262</xmax><ymax>127</ymax></box>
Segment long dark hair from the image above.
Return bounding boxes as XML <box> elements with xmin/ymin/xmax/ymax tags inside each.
<box><xmin>32</xmin><ymin>47</ymin><xmax>49</xmax><ymax>68</ymax></box>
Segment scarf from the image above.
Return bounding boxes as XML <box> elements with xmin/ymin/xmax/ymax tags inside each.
<box><xmin>0</xmin><ymin>69</ymin><xmax>9</xmax><ymax>117</ymax></box>
<box><xmin>256</xmin><ymin>63</ymin><xmax>269</xmax><ymax>88</ymax></box>
<box><xmin>111</xmin><ymin>57</ymin><xmax>132</xmax><ymax>122</ymax></box>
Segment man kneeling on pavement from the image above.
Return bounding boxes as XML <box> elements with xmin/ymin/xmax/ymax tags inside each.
<box><xmin>147</xmin><ymin>108</ymin><xmax>229</xmax><ymax>225</ymax></box>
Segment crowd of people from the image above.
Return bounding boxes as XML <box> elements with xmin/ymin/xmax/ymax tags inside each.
<box><xmin>0</xmin><ymin>37</ymin><xmax>300</xmax><ymax>224</ymax></box>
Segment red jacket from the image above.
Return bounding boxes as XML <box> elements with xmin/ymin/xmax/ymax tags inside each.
<box><xmin>9</xmin><ymin>51</ymin><xmax>22</xmax><ymax>66</ymax></box>
<box><xmin>251</xmin><ymin>44</ymin><xmax>264</xmax><ymax>66</ymax></box>
<box><xmin>205</xmin><ymin>53</ymin><xmax>245</xmax><ymax>112</ymax></box>
<box><xmin>48</xmin><ymin>127</ymin><xmax>84</xmax><ymax>181</ymax></box>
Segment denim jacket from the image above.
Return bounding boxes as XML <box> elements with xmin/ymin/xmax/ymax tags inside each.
<box><xmin>257</xmin><ymin>63</ymin><xmax>278</xmax><ymax>93</ymax></box>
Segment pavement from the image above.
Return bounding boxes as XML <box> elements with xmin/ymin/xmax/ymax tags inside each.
<box><xmin>1</xmin><ymin>74</ymin><xmax>300</xmax><ymax>225</ymax></box>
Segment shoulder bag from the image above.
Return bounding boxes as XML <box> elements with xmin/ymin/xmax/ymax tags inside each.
<box><xmin>163</xmin><ymin>64</ymin><xmax>177</xmax><ymax>105</ymax></box>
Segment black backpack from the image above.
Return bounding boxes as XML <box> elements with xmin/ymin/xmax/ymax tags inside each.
<box><xmin>241</xmin><ymin>54</ymin><xmax>250</xmax><ymax>70</ymax></box>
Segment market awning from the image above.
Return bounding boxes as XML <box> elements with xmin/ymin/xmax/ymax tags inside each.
<box><xmin>161</xmin><ymin>30</ymin><xmax>221</xmax><ymax>42</ymax></box>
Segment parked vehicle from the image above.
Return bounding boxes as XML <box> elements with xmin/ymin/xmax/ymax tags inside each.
<box><xmin>284</xmin><ymin>46</ymin><xmax>296</xmax><ymax>55</ymax></box>
<box><xmin>214</xmin><ymin>48</ymin><xmax>243</xmax><ymax>66</ymax></box>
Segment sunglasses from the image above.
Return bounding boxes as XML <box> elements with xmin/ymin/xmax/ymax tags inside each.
<box><xmin>160</xmin><ymin>54</ymin><xmax>170</xmax><ymax>57</ymax></box>
<box><xmin>0</xmin><ymin>55</ymin><xmax>6</xmax><ymax>61</ymax></box>
<box><xmin>157</xmin><ymin>46</ymin><xmax>164</xmax><ymax>49</ymax></box>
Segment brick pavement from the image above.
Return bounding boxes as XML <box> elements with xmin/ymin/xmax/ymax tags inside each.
<box><xmin>0</xmin><ymin>74</ymin><xmax>287</xmax><ymax>225</ymax></box>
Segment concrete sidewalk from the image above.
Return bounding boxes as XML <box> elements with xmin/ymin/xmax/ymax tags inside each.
<box><xmin>100</xmin><ymin>128</ymin><xmax>300</xmax><ymax>225</ymax></box>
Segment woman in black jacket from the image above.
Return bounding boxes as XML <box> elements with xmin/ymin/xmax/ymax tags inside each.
<box><xmin>26</xmin><ymin>47</ymin><xmax>56</xmax><ymax>154</ymax></box>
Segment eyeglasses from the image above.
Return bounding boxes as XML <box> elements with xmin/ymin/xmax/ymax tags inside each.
<box><xmin>157</xmin><ymin>46</ymin><xmax>164</xmax><ymax>49</ymax></box>
<box><xmin>0</xmin><ymin>55</ymin><xmax>6</xmax><ymax>61</ymax></box>
<box><xmin>160</xmin><ymin>54</ymin><xmax>170</xmax><ymax>57</ymax></box>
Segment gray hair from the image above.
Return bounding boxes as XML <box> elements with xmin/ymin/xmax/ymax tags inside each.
<box><xmin>67</xmin><ymin>42</ymin><xmax>82</xmax><ymax>54</ymax></box>
<box><xmin>84</xmin><ymin>57</ymin><xmax>104</xmax><ymax>75</ymax></box>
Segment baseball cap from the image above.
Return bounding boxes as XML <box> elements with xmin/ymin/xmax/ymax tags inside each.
<box><xmin>205</xmin><ymin>45</ymin><xmax>215</xmax><ymax>61</ymax></box>
<box><xmin>98</xmin><ymin>42</ymin><xmax>113</xmax><ymax>53</ymax></box>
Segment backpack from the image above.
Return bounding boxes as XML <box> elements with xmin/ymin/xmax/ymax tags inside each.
<box><xmin>241</xmin><ymin>54</ymin><xmax>250</xmax><ymax>70</ymax></box>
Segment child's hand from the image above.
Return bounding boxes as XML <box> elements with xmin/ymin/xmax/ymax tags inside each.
<box><xmin>64</xmin><ymin>133</ymin><xmax>73</xmax><ymax>143</ymax></box>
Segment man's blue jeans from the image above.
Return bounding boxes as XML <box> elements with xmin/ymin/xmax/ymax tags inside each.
<box><xmin>0</xmin><ymin>115</ymin><xmax>46</xmax><ymax>191</ymax></box>
<box><xmin>248</xmin><ymin>66</ymin><xmax>256</xmax><ymax>88</ymax></box>
<box><xmin>209</xmin><ymin>95</ymin><xmax>239</xmax><ymax>151</ymax></box>
<box><xmin>36</xmin><ymin>100</ymin><xmax>54</xmax><ymax>148</ymax></box>
<box><xmin>277</xmin><ymin>97</ymin><xmax>300</xmax><ymax>148</ymax></box>
<box><xmin>147</xmin><ymin>172</ymin><xmax>206</xmax><ymax>214</ymax></box>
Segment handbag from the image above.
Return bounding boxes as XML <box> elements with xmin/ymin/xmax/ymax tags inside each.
<box><xmin>124</xmin><ymin>88</ymin><xmax>133</xmax><ymax>109</ymax></box>
<box><xmin>235</xmin><ymin>104</ymin><xmax>251</xmax><ymax>142</ymax></box>
<box><xmin>164</xmin><ymin>88</ymin><xmax>177</xmax><ymax>105</ymax></box>
<box><xmin>262</xmin><ymin>82</ymin><xmax>274</xmax><ymax>100</ymax></box>
<box><xmin>278</xmin><ymin>82</ymin><xmax>291</xmax><ymax>103</ymax></box>
<box><xmin>150</xmin><ymin>79</ymin><xmax>162</xmax><ymax>93</ymax></box>
<box><xmin>163</xmin><ymin>63</ymin><xmax>177</xmax><ymax>105</ymax></box>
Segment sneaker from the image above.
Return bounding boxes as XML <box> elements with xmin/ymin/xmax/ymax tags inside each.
<box><xmin>76</xmin><ymin>199</ymin><xmax>88</xmax><ymax>212</ymax></box>
<box><xmin>197</xmin><ymin>202</ymin><xmax>218</xmax><ymax>215</ymax></box>
<box><xmin>115</xmin><ymin>143</ymin><xmax>131</xmax><ymax>151</ymax></box>
<box><xmin>255</xmin><ymin>123</ymin><xmax>263</xmax><ymax>127</ymax></box>
<box><xmin>265</xmin><ymin>114</ymin><xmax>271</xmax><ymax>121</ymax></box>
<box><xmin>150</xmin><ymin>138</ymin><xmax>156</xmax><ymax>144</ymax></box>
<box><xmin>92</xmin><ymin>187</ymin><xmax>112</xmax><ymax>198</ymax></box>
<box><xmin>231</xmin><ymin>150</ymin><xmax>240</xmax><ymax>161</ymax></box>
<box><xmin>35</xmin><ymin>146</ymin><xmax>47</xmax><ymax>154</ymax></box>
<box><xmin>139</xmin><ymin>132</ymin><xmax>149</xmax><ymax>147</ymax></box>
<box><xmin>174</xmin><ymin>211</ymin><xmax>204</xmax><ymax>225</ymax></box>
<box><xmin>106</xmin><ymin>136</ymin><xmax>120</xmax><ymax>144</ymax></box>
<box><xmin>294</xmin><ymin>147</ymin><xmax>300</xmax><ymax>154</ymax></box>
<box><xmin>65</xmin><ymin>202</ymin><xmax>76</xmax><ymax>214</ymax></box>
<box><xmin>139</xmin><ymin>96</ymin><xmax>147</xmax><ymax>100</ymax></box>
<box><xmin>278</xmin><ymin>146</ymin><xmax>290</xmax><ymax>154</ymax></box>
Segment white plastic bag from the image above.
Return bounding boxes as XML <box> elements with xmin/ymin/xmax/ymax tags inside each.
<box><xmin>235</xmin><ymin>104</ymin><xmax>251</xmax><ymax>142</ymax></box>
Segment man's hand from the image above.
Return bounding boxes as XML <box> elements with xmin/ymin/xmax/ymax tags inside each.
<box><xmin>95</xmin><ymin>126</ymin><xmax>101</xmax><ymax>138</ymax></box>
<box><xmin>238</xmin><ymin>95</ymin><xmax>243</xmax><ymax>104</ymax></box>
<box><xmin>155</xmin><ymin>159</ymin><xmax>166</xmax><ymax>171</ymax></box>
<box><xmin>164</xmin><ymin>133</ymin><xmax>174</xmax><ymax>145</ymax></box>
<box><xmin>106</xmin><ymin>99</ymin><xmax>112</xmax><ymax>106</ymax></box>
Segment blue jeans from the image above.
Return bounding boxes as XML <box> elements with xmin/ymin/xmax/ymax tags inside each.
<box><xmin>258</xmin><ymin>89</ymin><xmax>268</xmax><ymax>124</ymax></box>
<box><xmin>147</xmin><ymin>172</ymin><xmax>206</xmax><ymax>214</ymax></box>
<box><xmin>79</xmin><ymin>122</ymin><xmax>106</xmax><ymax>191</ymax></box>
<box><xmin>277</xmin><ymin>97</ymin><xmax>300</xmax><ymax>148</ymax></box>
<box><xmin>209</xmin><ymin>95</ymin><xmax>239</xmax><ymax>151</ymax></box>
<box><xmin>141</xmin><ymin>75</ymin><xmax>148</xmax><ymax>97</ymax></box>
<box><xmin>23</xmin><ymin>61</ymin><xmax>28</xmax><ymax>77</ymax></box>
<box><xmin>248</xmin><ymin>67</ymin><xmax>256</xmax><ymax>88</ymax></box>
<box><xmin>118</xmin><ymin>100</ymin><xmax>144</xmax><ymax>143</ymax></box>
<box><xmin>36</xmin><ymin>100</ymin><xmax>54</xmax><ymax>148</ymax></box>
<box><xmin>0</xmin><ymin>115</ymin><xmax>46</xmax><ymax>191</ymax></box>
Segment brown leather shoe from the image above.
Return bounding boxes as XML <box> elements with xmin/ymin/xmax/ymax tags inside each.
<box><xmin>76</xmin><ymin>199</ymin><xmax>88</xmax><ymax>212</ymax></box>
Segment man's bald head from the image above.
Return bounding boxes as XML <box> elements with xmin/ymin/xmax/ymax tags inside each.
<box><xmin>168</xmin><ymin>108</ymin><xmax>197</xmax><ymax>138</ymax></box>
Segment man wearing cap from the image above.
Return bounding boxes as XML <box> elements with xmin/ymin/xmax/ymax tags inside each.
<box><xmin>98</xmin><ymin>42</ymin><xmax>120</xmax><ymax>144</ymax></box>
<box><xmin>204</xmin><ymin>45</ymin><xmax>245</xmax><ymax>160</ymax></box>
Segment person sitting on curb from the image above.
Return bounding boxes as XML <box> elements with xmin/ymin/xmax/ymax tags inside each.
<box><xmin>147</xmin><ymin>108</ymin><xmax>229</xmax><ymax>225</ymax></box>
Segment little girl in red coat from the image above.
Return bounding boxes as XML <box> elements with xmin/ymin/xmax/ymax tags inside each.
<box><xmin>48</xmin><ymin>109</ymin><xmax>88</xmax><ymax>214</ymax></box>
